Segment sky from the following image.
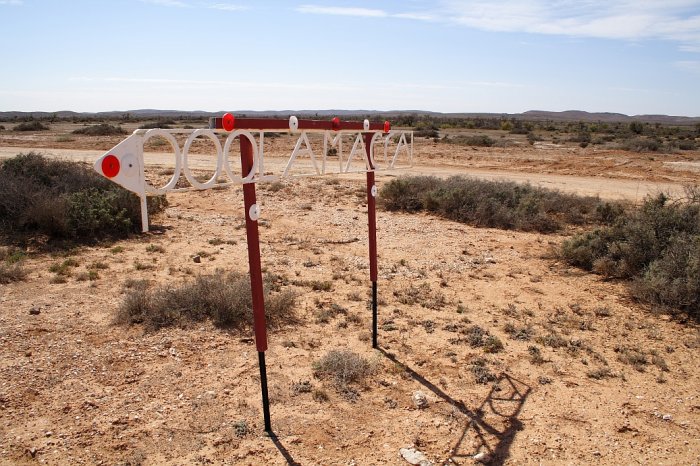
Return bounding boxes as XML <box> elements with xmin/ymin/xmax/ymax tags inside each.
<box><xmin>1</xmin><ymin>0</ymin><xmax>699</xmax><ymax>116</ymax></box>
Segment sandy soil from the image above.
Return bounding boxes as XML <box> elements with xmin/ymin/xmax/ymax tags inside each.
<box><xmin>1</xmin><ymin>128</ymin><xmax>699</xmax><ymax>465</ymax></box>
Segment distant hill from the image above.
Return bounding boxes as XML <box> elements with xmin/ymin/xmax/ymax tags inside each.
<box><xmin>1</xmin><ymin>109</ymin><xmax>699</xmax><ymax>125</ymax></box>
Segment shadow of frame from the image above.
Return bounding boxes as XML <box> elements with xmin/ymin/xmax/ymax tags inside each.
<box><xmin>378</xmin><ymin>347</ymin><xmax>531</xmax><ymax>465</ymax></box>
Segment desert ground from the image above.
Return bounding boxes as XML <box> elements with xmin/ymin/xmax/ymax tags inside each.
<box><xmin>1</xmin><ymin>122</ymin><xmax>699</xmax><ymax>465</ymax></box>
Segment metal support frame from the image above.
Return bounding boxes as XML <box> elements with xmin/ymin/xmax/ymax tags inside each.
<box><xmin>240</xmin><ymin>135</ymin><xmax>272</xmax><ymax>433</ymax></box>
<box><xmin>363</xmin><ymin>133</ymin><xmax>379</xmax><ymax>349</ymax></box>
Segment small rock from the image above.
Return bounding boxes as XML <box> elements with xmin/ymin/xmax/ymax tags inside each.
<box><xmin>412</xmin><ymin>391</ymin><xmax>428</xmax><ymax>409</ymax></box>
<box><xmin>662</xmin><ymin>414</ymin><xmax>672</xmax><ymax>421</ymax></box>
<box><xmin>473</xmin><ymin>451</ymin><xmax>491</xmax><ymax>463</ymax></box>
<box><xmin>192</xmin><ymin>255</ymin><xmax>201</xmax><ymax>263</ymax></box>
<box><xmin>169</xmin><ymin>347</ymin><xmax>178</xmax><ymax>357</ymax></box>
<box><xmin>29</xmin><ymin>307</ymin><xmax>41</xmax><ymax>316</ymax></box>
<box><xmin>27</xmin><ymin>447</ymin><xmax>37</xmax><ymax>458</ymax></box>
<box><xmin>400</xmin><ymin>447</ymin><xmax>432</xmax><ymax>466</ymax></box>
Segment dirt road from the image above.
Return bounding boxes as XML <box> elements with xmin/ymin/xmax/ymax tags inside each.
<box><xmin>0</xmin><ymin>145</ymin><xmax>687</xmax><ymax>201</ymax></box>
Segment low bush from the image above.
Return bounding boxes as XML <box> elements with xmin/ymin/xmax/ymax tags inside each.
<box><xmin>116</xmin><ymin>271</ymin><xmax>297</xmax><ymax>331</ymax></box>
<box><xmin>620</xmin><ymin>137</ymin><xmax>662</xmax><ymax>153</ymax></box>
<box><xmin>13</xmin><ymin>121</ymin><xmax>49</xmax><ymax>131</ymax></box>
<box><xmin>72</xmin><ymin>124</ymin><xmax>127</xmax><ymax>136</ymax></box>
<box><xmin>139</xmin><ymin>120</ymin><xmax>175</xmax><ymax>129</ymax></box>
<box><xmin>0</xmin><ymin>153</ymin><xmax>166</xmax><ymax>242</ymax></box>
<box><xmin>313</xmin><ymin>349</ymin><xmax>376</xmax><ymax>390</ymax></box>
<box><xmin>561</xmin><ymin>192</ymin><xmax>700</xmax><ymax>317</ymax></box>
<box><xmin>445</xmin><ymin>135</ymin><xmax>495</xmax><ymax>147</ymax></box>
<box><xmin>380</xmin><ymin>176</ymin><xmax>617</xmax><ymax>233</ymax></box>
<box><xmin>0</xmin><ymin>247</ymin><xmax>27</xmax><ymax>284</ymax></box>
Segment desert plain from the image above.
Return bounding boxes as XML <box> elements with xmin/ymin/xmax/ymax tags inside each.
<box><xmin>0</xmin><ymin>120</ymin><xmax>699</xmax><ymax>465</ymax></box>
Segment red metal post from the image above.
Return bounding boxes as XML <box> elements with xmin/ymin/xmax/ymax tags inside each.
<box><xmin>240</xmin><ymin>137</ymin><xmax>268</xmax><ymax>352</ymax></box>
<box><xmin>363</xmin><ymin>133</ymin><xmax>379</xmax><ymax>348</ymax></box>
<box><xmin>240</xmin><ymin>135</ymin><xmax>271</xmax><ymax>432</ymax></box>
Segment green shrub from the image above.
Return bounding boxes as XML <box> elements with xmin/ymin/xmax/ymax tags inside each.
<box><xmin>139</xmin><ymin>121</ymin><xmax>174</xmax><ymax>129</ymax></box>
<box><xmin>13</xmin><ymin>121</ymin><xmax>49</xmax><ymax>131</ymax></box>
<box><xmin>0</xmin><ymin>247</ymin><xmax>27</xmax><ymax>284</ymax></box>
<box><xmin>445</xmin><ymin>135</ymin><xmax>495</xmax><ymax>147</ymax></box>
<box><xmin>0</xmin><ymin>153</ymin><xmax>166</xmax><ymax>241</ymax></box>
<box><xmin>116</xmin><ymin>271</ymin><xmax>297</xmax><ymax>331</ymax></box>
<box><xmin>621</xmin><ymin>137</ymin><xmax>661</xmax><ymax>153</ymax></box>
<box><xmin>561</xmin><ymin>192</ymin><xmax>700</xmax><ymax>316</ymax></box>
<box><xmin>380</xmin><ymin>176</ymin><xmax>611</xmax><ymax>233</ymax></box>
<box><xmin>313</xmin><ymin>349</ymin><xmax>376</xmax><ymax>389</ymax></box>
<box><xmin>72</xmin><ymin>124</ymin><xmax>127</xmax><ymax>136</ymax></box>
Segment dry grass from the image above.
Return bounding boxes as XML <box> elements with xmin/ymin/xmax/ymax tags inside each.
<box><xmin>313</xmin><ymin>349</ymin><xmax>377</xmax><ymax>393</ymax></box>
<box><xmin>116</xmin><ymin>270</ymin><xmax>297</xmax><ymax>331</ymax></box>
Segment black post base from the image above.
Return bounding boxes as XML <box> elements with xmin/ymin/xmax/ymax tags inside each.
<box><xmin>372</xmin><ymin>281</ymin><xmax>378</xmax><ymax>349</ymax></box>
<box><xmin>258</xmin><ymin>351</ymin><xmax>272</xmax><ymax>433</ymax></box>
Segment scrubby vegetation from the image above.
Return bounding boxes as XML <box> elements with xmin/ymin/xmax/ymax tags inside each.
<box><xmin>0</xmin><ymin>153</ymin><xmax>166</xmax><ymax>242</ymax></box>
<box><xmin>561</xmin><ymin>190</ymin><xmax>700</xmax><ymax>317</ymax></box>
<box><xmin>72</xmin><ymin>124</ymin><xmax>127</xmax><ymax>136</ymax></box>
<box><xmin>313</xmin><ymin>349</ymin><xmax>376</xmax><ymax>399</ymax></box>
<box><xmin>443</xmin><ymin>135</ymin><xmax>495</xmax><ymax>147</ymax></box>
<box><xmin>380</xmin><ymin>176</ymin><xmax>621</xmax><ymax>233</ymax></box>
<box><xmin>139</xmin><ymin>120</ymin><xmax>175</xmax><ymax>129</ymax></box>
<box><xmin>13</xmin><ymin>121</ymin><xmax>49</xmax><ymax>131</ymax></box>
<box><xmin>0</xmin><ymin>247</ymin><xmax>27</xmax><ymax>284</ymax></box>
<box><xmin>116</xmin><ymin>271</ymin><xmax>297</xmax><ymax>331</ymax></box>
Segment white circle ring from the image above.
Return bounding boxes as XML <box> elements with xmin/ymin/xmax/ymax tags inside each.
<box><xmin>142</xmin><ymin>129</ymin><xmax>182</xmax><ymax>194</ymax></box>
<box><xmin>182</xmin><ymin>129</ymin><xmax>223</xmax><ymax>190</ymax></box>
<box><xmin>223</xmin><ymin>129</ymin><xmax>259</xmax><ymax>183</ymax></box>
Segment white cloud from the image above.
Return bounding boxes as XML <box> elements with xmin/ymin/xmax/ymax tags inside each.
<box><xmin>295</xmin><ymin>1</ymin><xmax>700</xmax><ymax>52</ymax></box>
<box><xmin>296</xmin><ymin>5</ymin><xmax>388</xmax><ymax>18</ymax></box>
<box><xmin>208</xmin><ymin>3</ymin><xmax>247</xmax><ymax>11</ymax></box>
<box><xmin>676</xmin><ymin>60</ymin><xmax>700</xmax><ymax>73</ymax></box>
<box><xmin>436</xmin><ymin>1</ymin><xmax>700</xmax><ymax>51</ymax></box>
<box><xmin>140</xmin><ymin>0</ymin><xmax>189</xmax><ymax>7</ymax></box>
<box><xmin>0</xmin><ymin>0</ymin><xmax>23</xmax><ymax>5</ymax></box>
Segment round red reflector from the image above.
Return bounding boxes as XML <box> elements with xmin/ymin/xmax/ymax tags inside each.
<box><xmin>222</xmin><ymin>113</ymin><xmax>235</xmax><ymax>131</ymax></box>
<box><xmin>102</xmin><ymin>154</ymin><xmax>120</xmax><ymax>178</ymax></box>
<box><xmin>383</xmin><ymin>120</ymin><xmax>391</xmax><ymax>133</ymax></box>
<box><xmin>331</xmin><ymin>117</ymin><xmax>341</xmax><ymax>131</ymax></box>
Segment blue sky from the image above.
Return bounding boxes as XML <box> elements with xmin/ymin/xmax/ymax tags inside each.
<box><xmin>1</xmin><ymin>0</ymin><xmax>699</xmax><ymax>115</ymax></box>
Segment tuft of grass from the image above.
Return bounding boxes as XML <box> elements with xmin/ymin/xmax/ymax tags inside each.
<box><xmin>469</xmin><ymin>358</ymin><xmax>497</xmax><ymax>384</ymax></box>
<box><xmin>528</xmin><ymin>345</ymin><xmax>545</xmax><ymax>364</ymax></box>
<box><xmin>291</xmin><ymin>380</ymin><xmax>313</xmax><ymax>396</ymax></box>
<box><xmin>504</xmin><ymin>323</ymin><xmax>536</xmax><ymax>341</ymax></box>
<box><xmin>145</xmin><ymin>244</ymin><xmax>165</xmax><ymax>253</ymax></box>
<box><xmin>116</xmin><ymin>270</ymin><xmax>296</xmax><ymax>331</ymax></box>
<box><xmin>232</xmin><ymin>420</ymin><xmax>248</xmax><ymax>438</ymax></box>
<box><xmin>49</xmin><ymin>258</ymin><xmax>79</xmax><ymax>277</ymax></box>
<box><xmin>380</xmin><ymin>176</ymin><xmax>614</xmax><ymax>234</ymax></box>
<box><xmin>0</xmin><ymin>247</ymin><xmax>28</xmax><ymax>284</ymax></box>
<box><xmin>587</xmin><ymin>367</ymin><xmax>613</xmax><ymax>380</ymax></box>
<box><xmin>393</xmin><ymin>283</ymin><xmax>447</xmax><ymax>309</ymax></box>
<box><xmin>615</xmin><ymin>345</ymin><xmax>648</xmax><ymax>372</ymax></box>
<box><xmin>536</xmin><ymin>331</ymin><xmax>568</xmax><ymax>349</ymax></box>
<box><xmin>0</xmin><ymin>262</ymin><xmax>27</xmax><ymax>284</ymax></box>
<box><xmin>313</xmin><ymin>349</ymin><xmax>376</xmax><ymax>391</ymax></box>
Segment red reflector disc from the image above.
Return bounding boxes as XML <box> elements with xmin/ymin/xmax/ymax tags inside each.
<box><xmin>102</xmin><ymin>154</ymin><xmax>120</xmax><ymax>178</ymax></box>
<box><xmin>383</xmin><ymin>121</ymin><xmax>391</xmax><ymax>133</ymax></box>
<box><xmin>331</xmin><ymin>117</ymin><xmax>341</xmax><ymax>131</ymax></box>
<box><xmin>222</xmin><ymin>113</ymin><xmax>235</xmax><ymax>131</ymax></box>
